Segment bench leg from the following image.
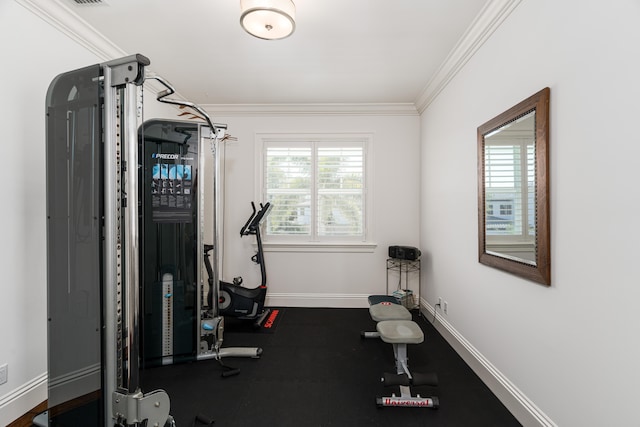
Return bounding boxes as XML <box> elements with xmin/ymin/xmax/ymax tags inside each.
<box><xmin>377</xmin><ymin>343</ymin><xmax>439</xmax><ymax>409</ymax></box>
<box><xmin>360</xmin><ymin>330</ymin><xmax>381</xmax><ymax>339</ymax></box>
<box><xmin>393</xmin><ymin>343</ymin><xmax>410</xmax><ymax>377</ymax></box>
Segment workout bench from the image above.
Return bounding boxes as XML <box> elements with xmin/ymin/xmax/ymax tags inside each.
<box><xmin>363</xmin><ymin>295</ymin><xmax>439</xmax><ymax>408</ymax></box>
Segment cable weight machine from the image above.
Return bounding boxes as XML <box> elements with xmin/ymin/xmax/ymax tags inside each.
<box><xmin>37</xmin><ymin>55</ymin><xmax>173</xmax><ymax>427</ymax></box>
<box><xmin>141</xmin><ymin>77</ymin><xmax>262</xmax><ymax>369</ymax></box>
<box><xmin>39</xmin><ymin>56</ymin><xmax>261</xmax><ymax>427</ymax></box>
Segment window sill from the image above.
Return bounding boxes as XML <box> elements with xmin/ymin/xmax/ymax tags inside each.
<box><xmin>262</xmin><ymin>242</ymin><xmax>378</xmax><ymax>253</ymax></box>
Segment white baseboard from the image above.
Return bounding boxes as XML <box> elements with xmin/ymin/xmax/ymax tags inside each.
<box><xmin>0</xmin><ymin>372</ymin><xmax>47</xmax><ymax>426</ymax></box>
<box><xmin>420</xmin><ymin>299</ymin><xmax>556</xmax><ymax>427</ymax></box>
<box><xmin>266</xmin><ymin>293</ymin><xmax>371</xmax><ymax>308</ymax></box>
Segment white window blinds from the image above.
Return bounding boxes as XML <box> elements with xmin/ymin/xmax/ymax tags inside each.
<box><xmin>265</xmin><ymin>146</ymin><xmax>312</xmax><ymax>236</ymax></box>
<box><xmin>484</xmin><ymin>142</ymin><xmax>535</xmax><ymax>239</ymax></box>
<box><xmin>317</xmin><ymin>146</ymin><xmax>364</xmax><ymax>237</ymax></box>
<box><xmin>263</xmin><ymin>137</ymin><xmax>367</xmax><ymax>241</ymax></box>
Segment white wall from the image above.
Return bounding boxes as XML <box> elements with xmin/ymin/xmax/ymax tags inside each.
<box><xmin>0</xmin><ymin>2</ymin><xmax>102</xmax><ymax>424</ymax></box>
<box><xmin>0</xmin><ymin>2</ymin><xmax>177</xmax><ymax>423</ymax></box>
<box><xmin>420</xmin><ymin>0</ymin><xmax>640</xmax><ymax>426</ymax></box>
<box><xmin>207</xmin><ymin>112</ymin><xmax>421</xmax><ymax>307</ymax></box>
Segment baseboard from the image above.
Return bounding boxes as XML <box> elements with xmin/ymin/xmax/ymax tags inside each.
<box><xmin>266</xmin><ymin>293</ymin><xmax>370</xmax><ymax>308</ymax></box>
<box><xmin>0</xmin><ymin>372</ymin><xmax>47</xmax><ymax>427</ymax></box>
<box><xmin>420</xmin><ymin>299</ymin><xmax>556</xmax><ymax>427</ymax></box>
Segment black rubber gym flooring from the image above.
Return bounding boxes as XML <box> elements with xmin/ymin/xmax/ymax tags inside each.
<box><xmin>141</xmin><ymin>307</ymin><xmax>522</xmax><ymax>427</ymax></box>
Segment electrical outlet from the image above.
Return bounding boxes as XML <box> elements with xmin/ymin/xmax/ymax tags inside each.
<box><xmin>0</xmin><ymin>364</ymin><xmax>7</xmax><ymax>385</ymax></box>
<box><xmin>443</xmin><ymin>301</ymin><xmax>448</xmax><ymax>314</ymax></box>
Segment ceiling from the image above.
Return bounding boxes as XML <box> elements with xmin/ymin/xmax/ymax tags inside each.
<box><xmin>58</xmin><ymin>0</ymin><xmax>490</xmax><ymax>106</ymax></box>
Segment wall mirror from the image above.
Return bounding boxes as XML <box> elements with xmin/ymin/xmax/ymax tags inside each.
<box><xmin>477</xmin><ymin>87</ymin><xmax>550</xmax><ymax>285</ymax></box>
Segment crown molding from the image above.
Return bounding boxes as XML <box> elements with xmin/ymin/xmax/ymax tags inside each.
<box><xmin>414</xmin><ymin>0</ymin><xmax>523</xmax><ymax>114</ymax></box>
<box><xmin>16</xmin><ymin>0</ymin><xmax>181</xmax><ymax>102</ymax></box>
<box><xmin>18</xmin><ymin>0</ymin><xmax>520</xmax><ymax>116</ymax></box>
<box><xmin>16</xmin><ymin>0</ymin><xmax>126</xmax><ymax>61</ymax></box>
<box><xmin>17</xmin><ymin>0</ymin><xmax>417</xmax><ymax>117</ymax></box>
<box><xmin>201</xmin><ymin>103</ymin><xmax>419</xmax><ymax>117</ymax></box>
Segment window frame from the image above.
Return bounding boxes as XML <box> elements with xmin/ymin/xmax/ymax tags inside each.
<box><xmin>255</xmin><ymin>132</ymin><xmax>374</xmax><ymax>252</ymax></box>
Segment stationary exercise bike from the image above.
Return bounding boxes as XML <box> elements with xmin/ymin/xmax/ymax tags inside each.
<box><xmin>206</xmin><ymin>201</ymin><xmax>272</xmax><ymax>327</ymax></box>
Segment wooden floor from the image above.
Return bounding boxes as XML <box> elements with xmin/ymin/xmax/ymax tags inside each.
<box><xmin>7</xmin><ymin>401</ymin><xmax>46</xmax><ymax>427</ymax></box>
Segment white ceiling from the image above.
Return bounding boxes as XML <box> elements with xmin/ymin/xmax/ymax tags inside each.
<box><xmin>57</xmin><ymin>0</ymin><xmax>490</xmax><ymax>106</ymax></box>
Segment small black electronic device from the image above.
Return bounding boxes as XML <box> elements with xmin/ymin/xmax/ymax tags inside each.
<box><xmin>388</xmin><ymin>245</ymin><xmax>421</xmax><ymax>261</ymax></box>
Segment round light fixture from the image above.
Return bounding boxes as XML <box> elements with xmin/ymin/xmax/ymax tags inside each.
<box><xmin>240</xmin><ymin>0</ymin><xmax>296</xmax><ymax>40</ymax></box>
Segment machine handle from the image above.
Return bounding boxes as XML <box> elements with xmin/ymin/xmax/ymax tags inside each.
<box><xmin>239</xmin><ymin>202</ymin><xmax>257</xmax><ymax>237</ymax></box>
<box><xmin>149</xmin><ymin>74</ymin><xmax>225</xmax><ymax>138</ymax></box>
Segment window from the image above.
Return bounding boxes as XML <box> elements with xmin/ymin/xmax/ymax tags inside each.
<box><xmin>258</xmin><ymin>133</ymin><xmax>371</xmax><ymax>245</ymax></box>
<box><xmin>499</xmin><ymin>204</ymin><xmax>512</xmax><ymax>215</ymax></box>
<box><xmin>484</xmin><ymin>140</ymin><xmax>535</xmax><ymax>239</ymax></box>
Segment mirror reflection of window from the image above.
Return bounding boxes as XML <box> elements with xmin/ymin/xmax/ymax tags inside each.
<box><xmin>484</xmin><ymin>110</ymin><xmax>536</xmax><ymax>264</ymax></box>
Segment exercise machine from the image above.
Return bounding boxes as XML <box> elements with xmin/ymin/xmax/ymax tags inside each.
<box><xmin>38</xmin><ymin>55</ymin><xmax>258</xmax><ymax>426</ymax></box>
<box><xmin>138</xmin><ymin>118</ymin><xmax>201</xmax><ymax>367</ymax></box>
<box><xmin>376</xmin><ymin>320</ymin><xmax>439</xmax><ymax>408</ymax></box>
<box><xmin>361</xmin><ymin>296</ymin><xmax>439</xmax><ymax>408</ymax></box>
<box><xmin>140</xmin><ymin>76</ymin><xmax>262</xmax><ymax>371</ymax></box>
<box><xmin>37</xmin><ymin>55</ymin><xmax>174</xmax><ymax>427</ymax></box>
<box><xmin>217</xmin><ymin>201</ymin><xmax>272</xmax><ymax>327</ymax></box>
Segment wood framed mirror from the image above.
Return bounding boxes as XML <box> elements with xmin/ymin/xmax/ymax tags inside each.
<box><xmin>478</xmin><ymin>87</ymin><xmax>550</xmax><ymax>285</ymax></box>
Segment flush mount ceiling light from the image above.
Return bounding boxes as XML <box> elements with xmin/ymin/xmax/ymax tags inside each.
<box><xmin>240</xmin><ymin>0</ymin><xmax>296</xmax><ymax>40</ymax></box>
